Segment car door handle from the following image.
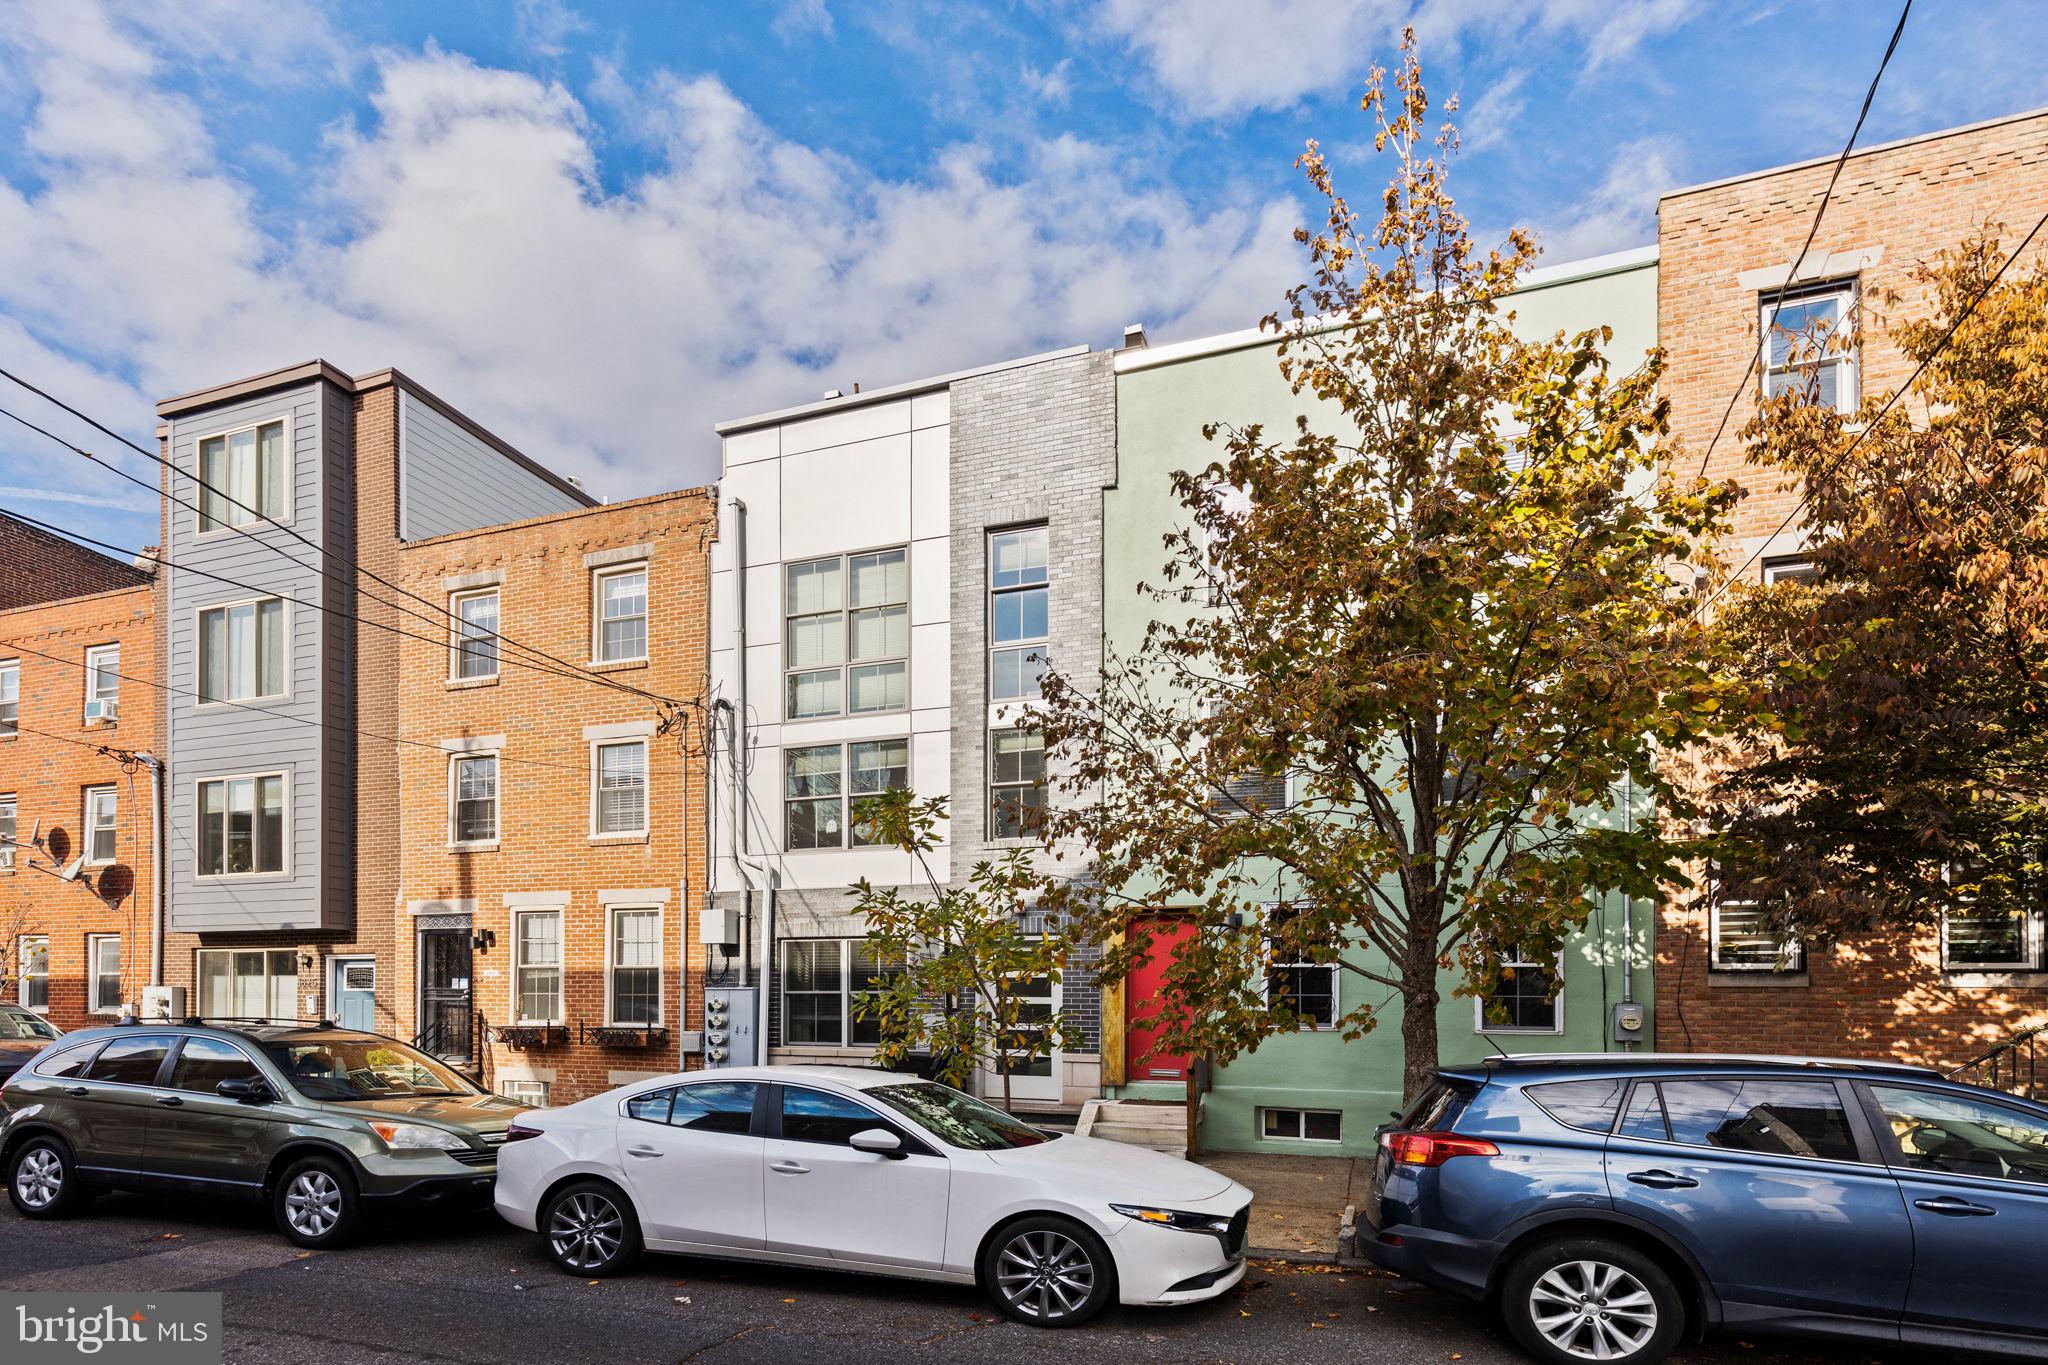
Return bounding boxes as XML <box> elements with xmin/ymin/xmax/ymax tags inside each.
<box><xmin>63</xmin><ymin>1086</ymin><xmax>88</xmax><ymax>1097</ymax></box>
<box><xmin>624</xmin><ymin>1145</ymin><xmax>662</xmax><ymax>1159</ymax></box>
<box><xmin>770</xmin><ymin>1160</ymin><xmax>810</xmax><ymax>1175</ymax></box>
<box><xmin>1626</xmin><ymin>1170</ymin><xmax>1700</xmax><ymax>1190</ymax></box>
<box><xmin>1914</xmin><ymin>1197</ymin><xmax>1996</xmax><ymax>1217</ymax></box>
<box><xmin>153</xmin><ymin>1094</ymin><xmax>183</xmax><ymax>1107</ymax></box>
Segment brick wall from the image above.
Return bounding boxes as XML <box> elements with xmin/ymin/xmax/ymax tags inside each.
<box><xmin>0</xmin><ymin>512</ymin><xmax>152</xmax><ymax>610</ymax></box>
<box><xmin>0</xmin><ymin>582</ymin><xmax>159</xmax><ymax>1029</ymax></box>
<box><xmin>1656</xmin><ymin>109</ymin><xmax>2048</xmax><ymax>1062</ymax></box>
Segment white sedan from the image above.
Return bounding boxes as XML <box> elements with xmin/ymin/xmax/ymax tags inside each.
<box><xmin>495</xmin><ymin>1065</ymin><xmax>1252</xmax><ymax>1327</ymax></box>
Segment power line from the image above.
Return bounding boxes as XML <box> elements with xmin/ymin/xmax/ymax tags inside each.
<box><xmin>1699</xmin><ymin>201</ymin><xmax>2048</xmax><ymax>615</ymax></box>
<box><xmin>1688</xmin><ymin>0</ymin><xmax>1911</xmax><ymax>483</ymax></box>
<box><xmin>5</xmin><ymin>718</ymin><xmax>142</xmax><ymax>759</ymax></box>
<box><xmin>0</xmin><ymin>366</ymin><xmax>697</xmax><ymax>712</ymax></box>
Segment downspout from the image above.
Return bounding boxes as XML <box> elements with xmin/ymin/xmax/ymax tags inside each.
<box><xmin>144</xmin><ymin>754</ymin><xmax>164</xmax><ymax>987</ymax></box>
<box><xmin>725</xmin><ymin>497</ymin><xmax>778</xmax><ymax>1054</ymax></box>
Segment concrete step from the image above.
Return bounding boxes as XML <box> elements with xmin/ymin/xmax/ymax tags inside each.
<box><xmin>1077</xmin><ymin>1099</ymin><xmax>1190</xmax><ymax>1154</ymax></box>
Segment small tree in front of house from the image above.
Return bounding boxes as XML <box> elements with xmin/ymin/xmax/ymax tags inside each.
<box><xmin>848</xmin><ymin>789</ymin><xmax>1070</xmax><ymax>1113</ymax></box>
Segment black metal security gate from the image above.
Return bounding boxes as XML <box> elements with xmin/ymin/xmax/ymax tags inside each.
<box><xmin>418</xmin><ymin>927</ymin><xmax>475</xmax><ymax>1063</ymax></box>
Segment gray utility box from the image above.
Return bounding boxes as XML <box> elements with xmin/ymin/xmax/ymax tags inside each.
<box><xmin>1610</xmin><ymin>1001</ymin><xmax>1648</xmax><ymax>1046</ymax></box>
<box><xmin>703</xmin><ymin>987</ymin><xmax>758</xmax><ymax>1068</ymax></box>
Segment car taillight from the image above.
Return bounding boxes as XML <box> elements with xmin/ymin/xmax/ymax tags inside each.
<box><xmin>504</xmin><ymin>1124</ymin><xmax>544</xmax><ymax>1143</ymax></box>
<box><xmin>1381</xmin><ymin>1130</ymin><xmax>1499</xmax><ymax>1167</ymax></box>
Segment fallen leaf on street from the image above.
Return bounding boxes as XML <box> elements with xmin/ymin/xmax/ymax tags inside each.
<box><xmin>781</xmin><ymin>1298</ymin><xmax>795</xmax><ymax>1304</ymax></box>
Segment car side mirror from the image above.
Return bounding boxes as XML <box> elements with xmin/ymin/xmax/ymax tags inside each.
<box><xmin>218</xmin><ymin>1077</ymin><xmax>274</xmax><ymax>1103</ymax></box>
<box><xmin>849</xmin><ymin>1127</ymin><xmax>906</xmax><ymax>1159</ymax></box>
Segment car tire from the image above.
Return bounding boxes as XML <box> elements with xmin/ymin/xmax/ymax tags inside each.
<box><xmin>540</xmin><ymin>1180</ymin><xmax>643</xmax><ymax>1277</ymax></box>
<box><xmin>8</xmin><ymin>1137</ymin><xmax>90</xmax><ymax>1219</ymax></box>
<box><xmin>1500</xmin><ymin>1237</ymin><xmax>1684</xmax><ymax>1365</ymax></box>
<box><xmin>980</xmin><ymin>1215</ymin><xmax>1118</xmax><ymax>1329</ymax></box>
<box><xmin>273</xmin><ymin>1156</ymin><xmax>360</xmax><ymax>1249</ymax></box>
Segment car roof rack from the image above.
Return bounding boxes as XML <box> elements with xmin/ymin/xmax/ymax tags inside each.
<box><xmin>1475</xmin><ymin>1052</ymin><xmax>1942</xmax><ymax>1077</ymax></box>
<box><xmin>176</xmin><ymin>1016</ymin><xmax>340</xmax><ymax>1029</ymax></box>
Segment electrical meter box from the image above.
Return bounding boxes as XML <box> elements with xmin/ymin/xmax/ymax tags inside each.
<box><xmin>702</xmin><ymin>987</ymin><xmax>757</xmax><ymax>1068</ymax></box>
<box><xmin>698</xmin><ymin>906</ymin><xmax>742</xmax><ymax>948</ymax></box>
<box><xmin>1610</xmin><ymin>1001</ymin><xmax>1648</xmax><ymax>1046</ymax></box>
<box><xmin>141</xmin><ymin>985</ymin><xmax>187</xmax><ymax>1022</ymax></box>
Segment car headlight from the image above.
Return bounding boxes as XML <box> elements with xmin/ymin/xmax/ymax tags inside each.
<box><xmin>1108</xmin><ymin>1203</ymin><xmax>1235</xmax><ymax>1235</ymax></box>
<box><xmin>368</xmin><ymin>1120</ymin><xmax>468</xmax><ymax>1150</ymax></box>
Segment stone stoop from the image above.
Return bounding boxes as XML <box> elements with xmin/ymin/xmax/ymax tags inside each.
<box><xmin>1076</xmin><ymin>1098</ymin><xmax>1187</xmax><ymax>1155</ymax></box>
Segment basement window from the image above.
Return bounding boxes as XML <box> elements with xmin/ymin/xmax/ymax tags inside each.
<box><xmin>1261</xmin><ymin>1107</ymin><xmax>1342</xmax><ymax>1143</ymax></box>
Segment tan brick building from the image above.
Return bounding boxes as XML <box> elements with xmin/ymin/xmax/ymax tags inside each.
<box><xmin>0</xmin><ymin>519</ymin><xmax>158</xmax><ymax>1030</ymax></box>
<box><xmin>392</xmin><ymin>488</ymin><xmax>715</xmax><ymax>1104</ymax></box>
<box><xmin>1655</xmin><ymin>108</ymin><xmax>2048</xmax><ymax>1066</ymax></box>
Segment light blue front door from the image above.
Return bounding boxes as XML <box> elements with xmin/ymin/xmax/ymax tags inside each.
<box><xmin>332</xmin><ymin>958</ymin><xmax>375</xmax><ymax>1032</ymax></box>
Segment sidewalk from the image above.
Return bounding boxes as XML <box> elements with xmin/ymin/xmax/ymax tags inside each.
<box><xmin>1200</xmin><ymin>1152</ymin><xmax>1374</xmax><ymax>1257</ymax></box>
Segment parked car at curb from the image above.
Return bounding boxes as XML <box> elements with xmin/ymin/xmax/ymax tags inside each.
<box><xmin>2</xmin><ymin>1019</ymin><xmax>524</xmax><ymax>1248</ymax></box>
<box><xmin>495</xmin><ymin>1064</ymin><xmax>1253</xmax><ymax>1327</ymax></box>
<box><xmin>1365</xmin><ymin>1053</ymin><xmax>2048</xmax><ymax>1364</ymax></box>
<box><xmin>0</xmin><ymin>1004</ymin><xmax>62</xmax><ymax>1087</ymax></box>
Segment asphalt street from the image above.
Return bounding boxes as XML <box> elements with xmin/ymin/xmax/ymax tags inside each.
<box><xmin>0</xmin><ymin>1193</ymin><xmax>1960</xmax><ymax>1364</ymax></box>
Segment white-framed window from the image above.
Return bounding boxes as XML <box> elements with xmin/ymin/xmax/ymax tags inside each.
<box><xmin>82</xmin><ymin>786</ymin><xmax>117</xmax><ymax>865</ymax></box>
<box><xmin>1264</xmin><ymin>904</ymin><xmax>1338</xmax><ymax>1029</ymax></box>
<box><xmin>591</xmin><ymin>739</ymin><xmax>648</xmax><ymax>836</ymax></box>
<box><xmin>88</xmin><ymin>934</ymin><xmax>122</xmax><ymax>1014</ymax></box>
<box><xmin>785</xmin><ymin>548</ymin><xmax>909</xmax><ymax>719</ymax></box>
<box><xmin>593</xmin><ymin>564</ymin><xmax>648</xmax><ymax>663</ymax></box>
<box><xmin>989</xmin><ymin>527</ymin><xmax>1049</xmax><ymax>702</ymax></box>
<box><xmin>499</xmin><ymin>1078</ymin><xmax>551</xmax><ymax>1106</ymax></box>
<box><xmin>19</xmin><ymin>935</ymin><xmax>48</xmax><ymax>1010</ymax></box>
<box><xmin>198</xmin><ymin>597</ymin><xmax>286</xmax><ymax>703</ymax></box>
<box><xmin>1261</xmin><ymin>1107</ymin><xmax>1342</xmax><ymax>1143</ymax></box>
<box><xmin>196</xmin><ymin>772</ymin><xmax>287</xmax><ymax>877</ymax></box>
<box><xmin>1761</xmin><ymin>281</ymin><xmax>1859</xmax><ymax>413</ymax></box>
<box><xmin>1761</xmin><ymin>555</ymin><xmax>1819</xmax><ymax>586</ymax></box>
<box><xmin>512</xmin><ymin>908</ymin><xmax>562</xmax><ymax>1023</ymax></box>
<box><xmin>451</xmin><ymin>588</ymin><xmax>500</xmax><ymax>681</ymax></box>
<box><xmin>0</xmin><ymin>792</ymin><xmax>15</xmax><ymax>869</ymax></box>
<box><xmin>783</xmin><ymin>739</ymin><xmax>909</xmax><ymax>850</ymax></box>
<box><xmin>197</xmin><ymin>418</ymin><xmax>288</xmax><ymax>533</ymax></box>
<box><xmin>606</xmin><ymin>906</ymin><xmax>662</xmax><ymax>1026</ymax></box>
<box><xmin>1475</xmin><ymin>947</ymin><xmax>1563</xmax><ymax>1034</ymax></box>
<box><xmin>83</xmin><ymin>644</ymin><xmax>119</xmax><ymax>722</ymax></box>
<box><xmin>450</xmin><ymin>753</ymin><xmax>499</xmax><ymax>846</ymax></box>
<box><xmin>779</xmin><ymin>939</ymin><xmax>906</xmax><ymax>1047</ymax></box>
<box><xmin>1943</xmin><ymin>902</ymin><xmax>2039</xmax><ymax>972</ymax></box>
<box><xmin>989</xmin><ymin>728</ymin><xmax>1045</xmax><ymax>840</ymax></box>
<box><xmin>1709</xmin><ymin>879</ymin><xmax>1804</xmax><ymax>972</ymax></box>
<box><xmin>196</xmin><ymin>948</ymin><xmax>297</xmax><ymax>1022</ymax></box>
<box><xmin>0</xmin><ymin>660</ymin><xmax>16</xmax><ymax>736</ymax></box>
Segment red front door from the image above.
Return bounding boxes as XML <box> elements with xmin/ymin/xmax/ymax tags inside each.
<box><xmin>1125</xmin><ymin>918</ymin><xmax>1196</xmax><ymax>1082</ymax></box>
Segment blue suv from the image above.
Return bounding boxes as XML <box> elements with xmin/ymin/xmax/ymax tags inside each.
<box><xmin>1365</xmin><ymin>1054</ymin><xmax>2048</xmax><ymax>1363</ymax></box>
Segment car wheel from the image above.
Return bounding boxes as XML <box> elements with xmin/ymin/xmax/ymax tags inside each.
<box><xmin>981</xmin><ymin>1216</ymin><xmax>1117</xmax><ymax>1328</ymax></box>
<box><xmin>541</xmin><ymin>1180</ymin><xmax>642</xmax><ymax>1277</ymax></box>
<box><xmin>8</xmin><ymin>1137</ymin><xmax>89</xmax><ymax>1219</ymax></box>
<box><xmin>273</xmin><ymin>1156</ymin><xmax>359</xmax><ymax>1249</ymax></box>
<box><xmin>1501</xmin><ymin>1237</ymin><xmax>1683</xmax><ymax>1365</ymax></box>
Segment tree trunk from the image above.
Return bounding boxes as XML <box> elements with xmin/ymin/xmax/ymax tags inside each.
<box><xmin>1399</xmin><ymin>916</ymin><xmax>1443</xmax><ymax>1106</ymax></box>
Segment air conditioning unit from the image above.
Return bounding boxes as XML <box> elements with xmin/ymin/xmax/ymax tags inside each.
<box><xmin>85</xmin><ymin>698</ymin><xmax>118</xmax><ymax>722</ymax></box>
<box><xmin>141</xmin><ymin>985</ymin><xmax>186</xmax><ymax>1022</ymax></box>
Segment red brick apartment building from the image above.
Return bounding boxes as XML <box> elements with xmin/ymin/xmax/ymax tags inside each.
<box><xmin>393</xmin><ymin>489</ymin><xmax>715</xmax><ymax>1104</ymax></box>
<box><xmin>0</xmin><ymin>511</ymin><xmax>157</xmax><ymax>1030</ymax></box>
<box><xmin>1655</xmin><ymin>108</ymin><xmax>2048</xmax><ymax>1065</ymax></box>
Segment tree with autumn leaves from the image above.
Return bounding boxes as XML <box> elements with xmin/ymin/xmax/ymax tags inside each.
<box><xmin>1030</xmin><ymin>35</ymin><xmax>1747</xmax><ymax>1101</ymax></box>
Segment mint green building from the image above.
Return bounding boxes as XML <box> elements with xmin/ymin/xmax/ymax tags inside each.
<box><xmin>1101</xmin><ymin>246</ymin><xmax>1661</xmax><ymax>1156</ymax></box>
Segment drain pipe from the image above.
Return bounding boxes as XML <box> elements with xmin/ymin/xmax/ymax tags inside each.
<box><xmin>142</xmin><ymin>753</ymin><xmax>164</xmax><ymax>986</ymax></box>
<box><xmin>724</xmin><ymin>497</ymin><xmax>778</xmax><ymax>1054</ymax></box>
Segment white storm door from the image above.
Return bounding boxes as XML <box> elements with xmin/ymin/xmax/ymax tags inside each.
<box><xmin>979</xmin><ymin>971</ymin><xmax>1062</xmax><ymax>1104</ymax></box>
<box><xmin>617</xmin><ymin>1081</ymin><xmax>765</xmax><ymax>1250</ymax></box>
<box><xmin>763</xmin><ymin>1084</ymin><xmax>951</xmax><ymax>1269</ymax></box>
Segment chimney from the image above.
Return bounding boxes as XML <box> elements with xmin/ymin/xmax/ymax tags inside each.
<box><xmin>1121</xmin><ymin>323</ymin><xmax>1149</xmax><ymax>350</ymax></box>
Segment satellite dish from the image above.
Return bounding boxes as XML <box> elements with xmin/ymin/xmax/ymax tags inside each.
<box><xmin>57</xmin><ymin>855</ymin><xmax>85</xmax><ymax>883</ymax></box>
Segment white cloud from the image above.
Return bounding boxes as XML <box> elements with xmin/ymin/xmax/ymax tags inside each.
<box><xmin>1023</xmin><ymin>58</ymin><xmax>1074</xmax><ymax>106</ymax></box>
<box><xmin>1529</xmin><ymin>136</ymin><xmax>1680</xmax><ymax>262</ymax></box>
<box><xmin>771</xmin><ymin>0</ymin><xmax>833</xmax><ymax>43</ymax></box>
<box><xmin>512</xmin><ymin>0</ymin><xmax>589</xmax><ymax>59</ymax></box>
<box><xmin>1460</xmin><ymin>68</ymin><xmax>1528</xmax><ymax>153</ymax></box>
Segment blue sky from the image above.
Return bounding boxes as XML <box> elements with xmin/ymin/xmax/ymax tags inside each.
<box><xmin>2</xmin><ymin>0</ymin><xmax>2045</xmax><ymax>556</ymax></box>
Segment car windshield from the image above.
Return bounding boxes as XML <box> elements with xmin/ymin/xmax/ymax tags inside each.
<box><xmin>0</xmin><ymin>1009</ymin><xmax>60</xmax><ymax>1041</ymax></box>
<box><xmin>261</xmin><ymin>1036</ymin><xmax>479</xmax><ymax>1101</ymax></box>
<box><xmin>866</xmin><ymin>1081</ymin><xmax>1053</xmax><ymax>1151</ymax></box>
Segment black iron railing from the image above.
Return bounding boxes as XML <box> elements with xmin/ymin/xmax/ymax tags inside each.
<box><xmin>413</xmin><ymin>1007</ymin><xmax>481</xmax><ymax>1063</ymax></box>
<box><xmin>1947</xmin><ymin>1025</ymin><xmax>2048</xmax><ymax>1100</ymax></box>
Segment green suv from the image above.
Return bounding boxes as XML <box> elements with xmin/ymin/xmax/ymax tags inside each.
<box><xmin>1</xmin><ymin>1020</ymin><xmax>525</xmax><ymax>1247</ymax></box>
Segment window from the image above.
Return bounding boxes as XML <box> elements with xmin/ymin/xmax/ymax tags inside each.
<box><xmin>1</xmin><ymin>793</ymin><xmax>14</xmax><ymax>869</ymax></box>
<box><xmin>782</xmin><ymin>1085</ymin><xmax>894</xmax><ymax>1146</ymax></box>
<box><xmin>451</xmin><ymin>589</ymin><xmax>499</xmax><ymax>681</ymax></box>
<box><xmin>83</xmin><ymin>644</ymin><xmax>119</xmax><ymax>721</ymax></box>
<box><xmin>850</xmin><ymin>943</ymin><xmax>905</xmax><ymax>1046</ymax></box>
<box><xmin>592</xmin><ymin>740</ymin><xmax>648</xmax><ymax>836</ymax></box>
<box><xmin>666</xmin><ymin>1081</ymin><xmax>757</xmax><ymax>1134</ymax></box>
<box><xmin>169</xmin><ymin>1036</ymin><xmax>262</xmax><ymax>1093</ymax></box>
<box><xmin>1761</xmin><ymin>555</ymin><xmax>1820</xmax><ymax>586</ymax></box>
<box><xmin>1527</xmin><ymin>1080</ymin><xmax>1625</xmax><ymax>1133</ymax></box>
<box><xmin>83</xmin><ymin>1034</ymin><xmax>173</xmax><ymax>1086</ymax></box>
<box><xmin>83</xmin><ymin>786</ymin><xmax>117</xmax><ymax>865</ymax></box>
<box><xmin>198</xmin><ymin>598</ymin><xmax>285</xmax><ymax>703</ymax></box>
<box><xmin>607</xmin><ymin>907</ymin><xmax>661</xmax><ymax>1026</ymax></box>
<box><xmin>989</xmin><ymin>527</ymin><xmax>1049</xmax><ymax>702</ymax></box>
<box><xmin>1265</xmin><ymin>905</ymin><xmax>1337</xmax><ymax>1028</ymax></box>
<box><xmin>0</xmin><ymin>660</ymin><xmax>16</xmax><ymax>735</ymax></box>
<box><xmin>785</xmin><ymin>549</ymin><xmax>908</xmax><ymax>719</ymax></box>
<box><xmin>1261</xmin><ymin>1108</ymin><xmax>1342</xmax><ymax>1143</ymax></box>
<box><xmin>1710</xmin><ymin>874</ymin><xmax>1804</xmax><ymax>972</ymax></box>
<box><xmin>778</xmin><ymin>939</ymin><xmax>905</xmax><ymax>1047</ymax></box>
<box><xmin>513</xmin><ymin>909</ymin><xmax>562</xmax><ymax>1023</ymax></box>
<box><xmin>1476</xmin><ymin>948</ymin><xmax>1562</xmax><ymax>1034</ymax></box>
<box><xmin>87</xmin><ymin>934</ymin><xmax>122</xmax><ymax>1014</ymax></box>
<box><xmin>1761</xmin><ymin>282</ymin><xmax>1858</xmax><ymax>413</ymax></box>
<box><xmin>32</xmin><ymin>1040</ymin><xmax>101</xmax><ymax>1079</ymax></box>
<box><xmin>1619</xmin><ymin>1081</ymin><xmax>1670</xmax><ymax>1142</ymax></box>
<box><xmin>20</xmin><ymin>935</ymin><xmax>48</xmax><ymax>1010</ymax></box>
<box><xmin>989</xmin><ymin>729</ymin><xmax>1044</xmax><ymax>839</ymax></box>
<box><xmin>1944</xmin><ymin>902</ymin><xmax>2039</xmax><ymax>971</ymax></box>
<box><xmin>783</xmin><ymin>740</ymin><xmax>909</xmax><ymax>850</ymax></box>
<box><xmin>196</xmin><ymin>949</ymin><xmax>297</xmax><ymax>1022</ymax></box>
<box><xmin>196</xmin><ymin>773</ymin><xmax>287</xmax><ymax>877</ymax></box>
<box><xmin>1872</xmin><ymin>1084</ymin><xmax>2048</xmax><ymax>1187</ymax></box>
<box><xmin>499</xmin><ymin>1078</ymin><xmax>551</xmax><ymax>1106</ymax></box>
<box><xmin>594</xmin><ymin>565</ymin><xmax>648</xmax><ymax>662</ymax></box>
<box><xmin>451</xmin><ymin>754</ymin><xmax>498</xmax><ymax>845</ymax></box>
<box><xmin>198</xmin><ymin>420</ymin><xmax>287</xmax><ymax>532</ymax></box>
<box><xmin>1658</xmin><ymin>1078</ymin><xmax>1858</xmax><ymax>1162</ymax></box>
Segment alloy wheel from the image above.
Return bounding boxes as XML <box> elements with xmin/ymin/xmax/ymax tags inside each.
<box><xmin>549</xmin><ymin>1192</ymin><xmax>625</xmax><ymax>1272</ymax></box>
<box><xmin>284</xmin><ymin>1170</ymin><xmax>342</xmax><ymax>1239</ymax></box>
<box><xmin>1528</xmin><ymin>1259</ymin><xmax>1659</xmax><ymax>1361</ymax></box>
<box><xmin>14</xmin><ymin>1148</ymin><xmax>62</xmax><ymax>1209</ymax></box>
<box><xmin>994</xmin><ymin>1228</ymin><xmax>1096</xmax><ymax>1322</ymax></box>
